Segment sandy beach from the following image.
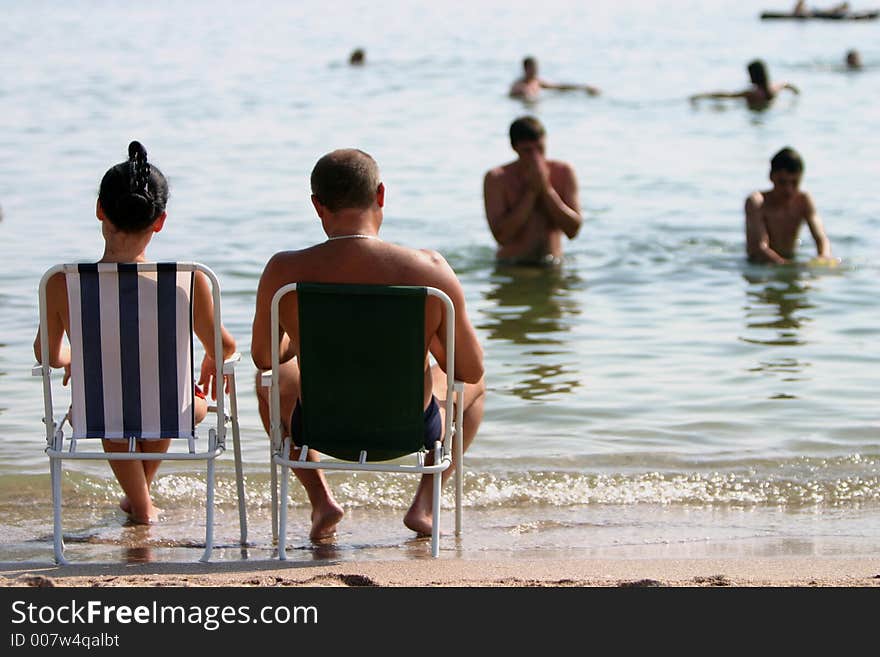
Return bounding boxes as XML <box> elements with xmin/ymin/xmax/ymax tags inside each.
<box><xmin>2</xmin><ymin>557</ymin><xmax>879</xmax><ymax>588</ymax></box>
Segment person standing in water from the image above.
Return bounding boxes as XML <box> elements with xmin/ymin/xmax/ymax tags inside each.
<box><xmin>745</xmin><ymin>147</ymin><xmax>833</xmax><ymax>265</ymax></box>
<box><xmin>483</xmin><ymin>116</ymin><xmax>583</xmax><ymax>265</ymax></box>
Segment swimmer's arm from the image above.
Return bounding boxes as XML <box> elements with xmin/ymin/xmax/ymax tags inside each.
<box><xmin>803</xmin><ymin>193</ymin><xmax>832</xmax><ymax>258</ymax></box>
<box><xmin>745</xmin><ymin>193</ymin><xmax>788</xmax><ymax>264</ymax></box>
<box><xmin>690</xmin><ymin>90</ymin><xmax>748</xmax><ymax>101</ymax></box>
<box><xmin>776</xmin><ymin>82</ymin><xmax>800</xmax><ymax>95</ymax></box>
<box><xmin>539</xmin><ymin>163</ymin><xmax>582</xmax><ymax>239</ymax></box>
<box><xmin>540</xmin><ymin>80</ymin><xmax>601</xmax><ymax>95</ymax></box>
<box><xmin>484</xmin><ymin>169</ymin><xmax>538</xmax><ymax>245</ymax></box>
<box><xmin>33</xmin><ymin>273</ymin><xmax>71</xmax><ymax>384</ymax></box>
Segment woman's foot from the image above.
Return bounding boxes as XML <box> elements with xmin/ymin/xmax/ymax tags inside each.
<box><xmin>119</xmin><ymin>496</ymin><xmax>159</xmax><ymax>524</ymax></box>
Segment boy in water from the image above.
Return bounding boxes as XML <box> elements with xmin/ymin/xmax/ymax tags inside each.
<box><xmin>745</xmin><ymin>147</ymin><xmax>833</xmax><ymax>264</ymax></box>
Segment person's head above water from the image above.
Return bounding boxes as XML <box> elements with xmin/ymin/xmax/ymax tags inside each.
<box><xmin>770</xmin><ymin>146</ymin><xmax>804</xmax><ymax>175</ymax></box>
<box><xmin>747</xmin><ymin>59</ymin><xmax>770</xmax><ymax>93</ymax></box>
<box><xmin>769</xmin><ymin>147</ymin><xmax>804</xmax><ymax>198</ymax></box>
<box><xmin>98</xmin><ymin>141</ymin><xmax>169</xmax><ymax>233</ymax></box>
<box><xmin>310</xmin><ymin>148</ymin><xmax>382</xmax><ymax>212</ymax></box>
<box><xmin>349</xmin><ymin>48</ymin><xmax>365</xmax><ymax>65</ymax></box>
<box><xmin>509</xmin><ymin>115</ymin><xmax>546</xmax><ymax>148</ymax></box>
<box><xmin>845</xmin><ymin>49</ymin><xmax>862</xmax><ymax>70</ymax></box>
<box><xmin>522</xmin><ymin>56</ymin><xmax>538</xmax><ymax>79</ymax></box>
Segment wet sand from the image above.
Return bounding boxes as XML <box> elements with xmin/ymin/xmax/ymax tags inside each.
<box><xmin>2</xmin><ymin>557</ymin><xmax>879</xmax><ymax>587</ymax></box>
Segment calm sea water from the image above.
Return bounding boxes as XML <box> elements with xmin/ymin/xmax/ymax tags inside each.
<box><xmin>1</xmin><ymin>0</ymin><xmax>878</xmax><ymax>563</ymax></box>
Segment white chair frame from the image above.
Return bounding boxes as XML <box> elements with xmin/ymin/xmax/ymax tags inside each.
<box><xmin>262</xmin><ymin>283</ymin><xmax>464</xmax><ymax>558</ymax></box>
<box><xmin>35</xmin><ymin>262</ymin><xmax>248</xmax><ymax>564</ymax></box>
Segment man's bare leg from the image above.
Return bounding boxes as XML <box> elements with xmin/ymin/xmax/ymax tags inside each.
<box><xmin>255</xmin><ymin>358</ymin><xmax>344</xmax><ymax>539</ymax></box>
<box><xmin>404</xmin><ymin>365</ymin><xmax>486</xmax><ymax>536</ymax></box>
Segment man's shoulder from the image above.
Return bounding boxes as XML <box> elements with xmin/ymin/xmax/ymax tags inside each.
<box><xmin>745</xmin><ymin>190</ymin><xmax>765</xmax><ymax>207</ymax></box>
<box><xmin>259</xmin><ymin>248</ymin><xmax>316</xmax><ymax>284</ymax></box>
<box><xmin>485</xmin><ymin>161</ymin><xmax>516</xmax><ymax>178</ymax></box>
<box><xmin>548</xmin><ymin>159</ymin><xmax>576</xmax><ymax>175</ymax></box>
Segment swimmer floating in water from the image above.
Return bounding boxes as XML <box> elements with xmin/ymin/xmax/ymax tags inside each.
<box><xmin>845</xmin><ymin>49</ymin><xmax>863</xmax><ymax>70</ymax></box>
<box><xmin>690</xmin><ymin>59</ymin><xmax>799</xmax><ymax>111</ymax></box>
<box><xmin>509</xmin><ymin>56</ymin><xmax>600</xmax><ymax>101</ymax></box>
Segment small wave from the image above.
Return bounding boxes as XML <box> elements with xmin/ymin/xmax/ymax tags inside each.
<box><xmin>2</xmin><ymin>455</ymin><xmax>877</xmax><ymax>519</ymax></box>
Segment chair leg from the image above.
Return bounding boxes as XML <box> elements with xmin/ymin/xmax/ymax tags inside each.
<box><xmin>271</xmin><ymin>462</ymin><xmax>279</xmax><ymax>543</ymax></box>
<box><xmin>278</xmin><ymin>455</ymin><xmax>290</xmax><ymax>561</ymax></box>
<box><xmin>50</xmin><ymin>457</ymin><xmax>67</xmax><ymax>565</ymax></box>
<box><xmin>454</xmin><ymin>384</ymin><xmax>465</xmax><ymax>537</ymax></box>
<box><xmin>200</xmin><ymin>430</ymin><xmax>217</xmax><ymax>563</ymax></box>
<box><xmin>431</xmin><ymin>442</ymin><xmax>442</xmax><ymax>557</ymax></box>
<box><xmin>228</xmin><ymin>378</ymin><xmax>248</xmax><ymax>546</ymax></box>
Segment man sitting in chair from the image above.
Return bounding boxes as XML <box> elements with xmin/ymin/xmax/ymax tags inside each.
<box><xmin>251</xmin><ymin>148</ymin><xmax>486</xmax><ymax>540</ymax></box>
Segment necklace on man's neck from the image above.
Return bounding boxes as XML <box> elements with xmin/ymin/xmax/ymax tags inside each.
<box><xmin>325</xmin><ymin>234</ymin><xmax>381</xmax><ymax>242</ymax></box>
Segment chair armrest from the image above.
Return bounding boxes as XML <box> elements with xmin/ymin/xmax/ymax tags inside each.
<box><xmin>32</xmin><ymin>364</ymin><xmax>46</xmax><ymax>376</ymax></box>
<box><xmin>453</xmin><ymin>380</ymin><xmax>465</xmax><ymax>393</ymax></box>
<box><xmin>260</xmin><ymin>370</ymin><xmax>273</xmax><ymax>387</ymax></box>
<box><xmin>223</xmin><ymin>352</ymin><xmax>242</xmax><ymax>374</ymax></box>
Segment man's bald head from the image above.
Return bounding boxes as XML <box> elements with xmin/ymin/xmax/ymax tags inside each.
<box><xmin>310</xmin><ymin>149</ymin><xmax>381</xmax><ymax>212</ymax></box>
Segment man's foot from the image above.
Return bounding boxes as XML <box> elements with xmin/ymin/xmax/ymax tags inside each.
<box><xmin>310</xmin><ymin>502</ymin><xmax>344</xmax><ymax>540</ymax></box>
<box><xmin>403</xmin><ymin>505</ymin><xmax>433</xmax><ymax>537</ymax></box>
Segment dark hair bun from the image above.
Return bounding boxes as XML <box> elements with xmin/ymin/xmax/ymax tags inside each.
<box><xmin>127</xmin><ymin>141</ymin><xmax>151</xmax><ymax>196</ymax></box>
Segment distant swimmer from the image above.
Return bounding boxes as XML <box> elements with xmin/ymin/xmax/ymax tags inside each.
<box><xmin>509</xmin><ymin>56</ymin><xmax>601</xmax><ymax>101</ymax></box>
<box><xmin>690</xmin><ymin>59</ymin><xmax>799</xmax><ymax>111</ymax></box>
<box><xmin>483</xmin><ymin>116</ymin><xmax>582</xmax><ymax>265</ymax></box>
<box><xmin>349</xmin><ymin>48</ymin><xmax>365</xmax><ymax>65</ymax></box>
<box><xmin>745</xmin><ymin>147</ymin><xmax>834</xmax><ymax>265</ymax></box>
<box><xmin>845</xmin><ymin>49</ymin><xmax>863</xmax><ymax>69</ymax></box>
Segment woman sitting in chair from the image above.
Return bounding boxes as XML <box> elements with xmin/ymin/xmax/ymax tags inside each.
<box><xmin>34</xmin><ymin>141</ymin><xmax>237</xmax><ymax>524</ymax></box>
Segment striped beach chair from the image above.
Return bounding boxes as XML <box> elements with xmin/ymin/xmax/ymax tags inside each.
<box><xmin>261</xmin><ymin>283</ymin><xmax>465</xmax><ymax>558</ymax></box>
<box><xmin>35</xmin><ymin>262</ymin><xmax>247</xmax><ymax>564</ymax></box>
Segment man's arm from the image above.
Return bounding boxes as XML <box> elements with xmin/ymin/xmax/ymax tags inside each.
<box><xmin>745</xmin><ymin>193</ymin><xmax>788</xmax><ymax>264</ymax></box>
<box><xmin>484</xmin><ymin>168</ymin><xmax>538</xmax><ymax>245</ymax></box>
<box><xmin>540</xmin><ymin>80</ymin><xmax>600</xmax><ymax>96</ymax></box>
<box><xmin>428</xmin><ymin>253</ymin><xmax>484</xmax><ymax>384</ymax></box>
<box><xmin>537</xmin><ymin>161</ymin><xmax>582</xmax><ymax>239</ymax></box>
<box><xmin>803</xmin><ymin>192</ymin><xmax>832</xmax><ymax>259</ymax></box>
<box><xmin>250</xmin><ymin>254</ymin><xmax>295</xmax><ymax>372</ymax></box>
<box><xmin>690</xmin><ymin>90</ymin><xmax>750</xmax><ymax>102</ymax></box>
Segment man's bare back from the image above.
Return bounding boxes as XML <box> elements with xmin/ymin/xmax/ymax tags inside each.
<box><xmin>253</xmin><ymin>238</ymin><xmax>480</xmax><ymax>407</ymax></box>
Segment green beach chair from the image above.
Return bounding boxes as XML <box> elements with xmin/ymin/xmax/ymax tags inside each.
<box><xmin>261</xmin><ymin>283</ymin><xmax>465</xmax><ymax>558</ymax></box>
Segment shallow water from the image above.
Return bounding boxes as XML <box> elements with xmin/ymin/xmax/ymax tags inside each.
<box><xmin>1</xmin><ymin>0</ymin><xmax>878</xmax><ymax>563</ymax></box>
